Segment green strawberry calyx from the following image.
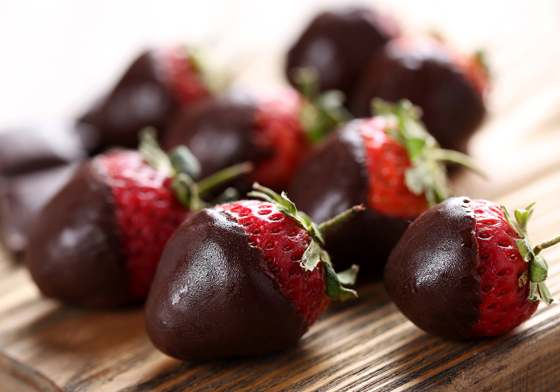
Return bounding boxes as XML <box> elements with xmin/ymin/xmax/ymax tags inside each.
<box><xmin>139</xmin><ymin>128</ymin><xmax>252</xmax><ymax>211</ymax></box>
<box><xmin>188</xmin><ymin>44</ymin><xmax>232</xmax><ymax>96</ymax></box>
<box><xmin>248</xmin><ymin>183</ymin><xmax>363</xmax><ymax>301</ymax></box>
<box><xmin>502</xmin><ymin>203</ymin><xmax>560</xmax><ymax>305</ymax></box>
<box><xmin>373</xmin><ymin>99</ymin><xmax>485</xmax><ymax>207</ymax></box>
<box><xmin>292</xmin><ymin>66</ymin><xmax>351</xmax><ymax>144</ymax></box>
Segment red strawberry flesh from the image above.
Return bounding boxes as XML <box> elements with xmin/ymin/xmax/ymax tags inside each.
<box><xmin>163</xmin><ymin>46</ymin><xmax>210</xmax><ymax>107</ymax></box>
<box><xmin>471</xmin><ymin>199</ymin><xmax>538</xmax><ymax>336</ymax></box>
<box><xmin>360</xmin><ymin>117</ymin><xmax>429</xmax><ymax>219</ymax></box>
<box><xmin>101</xmin><ymin>151</ymin><xmax>189</xmax><ymax>300</ymax></box>
<box><xmin>218</xmin><ymin>200</ymin><xmax>330</xmax><ymax>326</ymax></box>
<box><xmin>251</xmin><ymin>87</ymin><xmax>310</xmax><ymax>190</ymax></box>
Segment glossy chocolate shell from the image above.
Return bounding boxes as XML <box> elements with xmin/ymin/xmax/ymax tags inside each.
<box><xmin>0</xmin><ymin>163</ymin><xmax>79</xmax><ymax>256</ymax></box>
<box><xmin>288</xmin><ymin>120</ymin><xmax>409</xmax><ymax>281</ymax></box>
<box><xmin>383</xmin><ymin>197</ymin><xmax>481</xmax><ymax>340</ymax></box>
<box><xmin>26</xmin><ymin>160</ymin><xmax>129</xmax><ymax>308</ymax></box>
<box><xmin>145</xmin><ymin>208</ymin><xmax>306</xmax><ymax>361</ymax></box>
<box><xmin>79</xmin><ymin>50</ymin><xmax>177</xmax><ymax>150</ymax></box>
<box><xmin>286</xmin><ymin>6</ymin><xmax>399</xmax><ymax>99</ymax></box>
<box><xmin>348</xmin><ymin>38</ymin><xmax>486</xmax><ymax>153</ymax></box>
<box><xmin>163</xmin><ymin>89</ymin><xmax>262</xmax><ymax>187</ymax></box>
<box><xmin>0</xmin><ymin>120</ymin><xmax>88</xmax><ymax>176</ymax></box>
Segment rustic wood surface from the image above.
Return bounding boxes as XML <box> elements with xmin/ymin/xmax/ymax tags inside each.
<box><xmin>2</xmin><ymin>1</ymin><xmax>560</xmax><ymax>391</ymax></box>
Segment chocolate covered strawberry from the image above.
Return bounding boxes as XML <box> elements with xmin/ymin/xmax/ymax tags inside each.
<box><xmin>145</xmin><ymin>184</ymin><xmax>361</xmax><ymax>360</ymax></box>
<box><xmin>162</xmin><ymin>84</ymin><xmax>347</xmax><ymax>192</ymax></box>
<box><xmin>286</xmin><ymin>6</ymin><xmax>400</xmax><ymax>99</ymax></box>
<box><xmin>289</xmin><ymin>99</ymin><xmax>481</xmax><ymax>280</ymax></box>
<box><xmin>80</xmin><ymin>45</ymin><xmax>212</xmax><ymax>150</ymax></box>
<box><xmin>348</xmin><ymin>36</ymin><xmax>488</xmax><ymax>153</ymax></box>
<box><xmin>384</xmin><ymin>197</ymin><xmax>558</xmax><ymax>339</ymax></box>
<box><xmin>26</xmin><ymin>130</ymin><xmax>250</xmax><ymax>307</ymax></box>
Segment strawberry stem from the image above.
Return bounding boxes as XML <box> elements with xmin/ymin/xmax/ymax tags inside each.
<box><xmin>430</xmin><ymin>149</ymin><xmax>487</xmax><ymax>178</ymax></box>
<box><xmin>534</xmin><ymin>235</ymin><xmax>560</xmax><ymax>256</ymax></box>
<box><xmin>318</xmin><ymin>205</ymin><xmax>365</xmax><ymax>237</ymax></box>
<box><xmin>196</xmin><ymin>162</ymin><xmax>253</xmax><ymax>196</ymax></box>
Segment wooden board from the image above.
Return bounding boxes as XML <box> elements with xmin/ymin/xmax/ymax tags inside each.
<box><xmin>3</xmin><ymin>164</ymin><xmax>560</xmax><ymax>392</ymax></box>
<box><xmin>3</xmin><ymin>2</ymin><xmax>560</xmax><ymax>391</ymax></box>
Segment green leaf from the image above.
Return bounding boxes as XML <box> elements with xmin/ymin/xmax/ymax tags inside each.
<box><xmin>372</xmin><ymin>99</ymin><xmax>483</xmax><ymax>209</ymax></box>
<box><xmin>514</xmin><ymin>208</ymin><xmax>530</xmax><ymax>233</ymax></box>
<box><xmin>138</xmin><ymin>128</ymin><xmax>174</xmax><ymax>177</ymax></box>
<box><xmin>528</xmin><ymin>282</ymin><xmax>540</xmax><ymax>302</ymax></box>
<box><xmin>247</xmin><ymin>183</ymin><xmax>363</xmax><ymax>299</ymax></box>
<box><xmin>530</xmin><ymin>255</ymin><xmax>548</xmax><ymax>282</ymax></box>
<box><xmin>295</xmin><ymin>67</ymin><xmax>349</xmax><ymax>144</ymax></box>
<box><xmin>301</xmin><ymin>239</ymin><xmax>322</xmax><ymax>271</ymax></box>
<box><xmin>405</xmin><ymin>165</ymin><xmax>427</xmax><ymax>196</ymax></box>
<box><xmin>172</xmin><ymin>173</ymin><xmax>197</xmax><ymax>210</ymax></box>
<box><xmin>336</xmin><ymin>265</ymin><xmax>359</xmax><ymax>286</ymax></box>
<box><xmin>538</xmin><ymin>282</ymin><xmax>554</xmax><ymax>305</ymax></box>
<box><xmin>404</xmin><ymin>137</ymin><xmax>426</xmax><ymax>160</ymax></box>
<box><xmin>516</xmin><ymin>238</ymin><xmax>533</xmax><ymax>262</ymax></box>
<box><xmin>281</xmin><ymin>192</ymin><xmax>298</xmax><ymax>216</ymax></box>
<box><xmin>502</xmin><ymin>205</ymin><xmax>524</xmax><ymax>237</ymax></box>
<box><xmin>169</xmin><ymin>145</ymin><xmax>201</xmax><ymax>181</ymax></box>
<box><xmin>247</xmin><ymin>191</ymin><xmax>277</xmax><ymax>206</ymax></box>
<box><xmin>324</xmin><ymin>262</ymin><xmax>358</xmax><ymax>301</ymax></box>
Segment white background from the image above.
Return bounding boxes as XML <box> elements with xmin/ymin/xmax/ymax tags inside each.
<box><xmin>0</xmin><ymin>0</ymin><xmax>559</xmax><ymax>128</ymax></box>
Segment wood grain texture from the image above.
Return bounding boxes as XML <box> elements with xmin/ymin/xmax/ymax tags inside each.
<box><xmin>2</xmin><ymin>2</ymin><xmax>560</xmax><ymax>391</ymax></box>
<box><xmin>2</xmin><ymin>167</ymin><xmax>560</xmax><ymax>392</ymax></box>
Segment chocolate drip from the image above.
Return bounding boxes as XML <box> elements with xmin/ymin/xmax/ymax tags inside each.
<box><xmin>384</xmin><ymin>197</ymin><xmax>481</xmax><ymax>340</ymax></box>
<box><xmin>286</xmin><ymin>6</ymin><xmax>399</xmax><ymax>99</ymax></box>
<box><xmin>145</xmin><ymin>208</ymin><xmax>306</xmax><ymax>361</ymax></box>
<box><xmin>26</xmin><ymin>160</ymin><xmax>129</xmax><ymax>308</ymax></box>
<box><xmin>79</xmin><ymin>50</ymin><xmax>177</xmax><ymax>150</ymax></box>
<box><xmin>348</xmin><ymin>38</ymin><xmax>486</xmax><ymax>153</ymax></box>
<box><xmin>289</xmin><ymin>121</ymin><xmax>409</xmax><ymax>280</ymax></box>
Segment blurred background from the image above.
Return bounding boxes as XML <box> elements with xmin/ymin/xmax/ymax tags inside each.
<box><xmin>1</xmin><ymin>0</ymin><xmax>560</xmax><ymax>201</ymax></box>
<box><xmin>0</xmin><ymin>0</ymin><xmax>559</xmax><ymax>125</ymax></box>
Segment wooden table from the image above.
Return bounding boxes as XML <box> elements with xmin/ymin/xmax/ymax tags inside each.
<box><xmin>2</xmin><ymin>2</ymin><xmax>560</xmax><ymax>391</ymax></box>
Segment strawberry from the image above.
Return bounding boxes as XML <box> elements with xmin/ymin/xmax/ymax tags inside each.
<box><xmin>348</xmin><ymin>36</ymin><xmax>488</xmax><ymax>153</ymax></box>
<box><xmin>79</xmin><ymin>45</ymin><xmax>211</xmax><ymax>151</ymax></box>
<box><xmin>26</xmin><ymin>130</ymin><xmax>250</xmax><ymax>307</ymax></box>
<box><xmin>384</xmin><ymin>197</ymin><xmax>558</xmax><ymax>339</ymax></box>
<box><xmin>286</xmin><ymin>5</ymin><xmax>400</xmax><ymax>99</ymax></box>
<box><xmin>289</xmin><ymin>100</ymin><xmax>482</xmax><ymax>280</ymax></box>
<box><xmin>144</xmin><ymin>184</ymin><xmax>362</xmax><ymax>360</ymax></box>
<box><xmin>163</xmin><ymin>84</ymin><xmax>347</xmax><ymax>192</ymax></box>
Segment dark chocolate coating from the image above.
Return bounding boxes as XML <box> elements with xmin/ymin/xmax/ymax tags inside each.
<box><xmin>163</xmin><ymin>89</ymin><xmax>262</xmax><ymax>183</ymax></box>
<box><xmin>348</xmin><ymin>38</ymin><xmax>486</xmax><ymax>153</ymax></box>
<box><xmin>288</xmin><ymin>120</ymin><xmax>409</xmax><ymax>281</ymax></box>
<box><xmin>286</xmin><ymin>6</ymin><xmax>399</xmax><ymax>99</ymax></box>
<box><xmin>383</xmin><ymin>197</ymin><xmax>481</xmax><ymax>340</ymax></box>
<box><xmin>0</xmin><ymin>163</ymin><xmax>79</xmax><ymax>255</ymax></box>
<box><xmin>0</xmin><ymin>120</ymin><xmax>88</xmax><ymax>176</ymax></box>
<box><xmin>26</xmin><ymin>160</ymin><xmax>129</xmax><ymax>308</ymax></box>
<box><xmin>145</xmin><ymin>208</ymin><xmax>306</xmax><ymax>361</ymax></box>
<box><xmin>79</xmin><ymin>50</ymin><xmax>177</xmax><ymax>150</ymax></box>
